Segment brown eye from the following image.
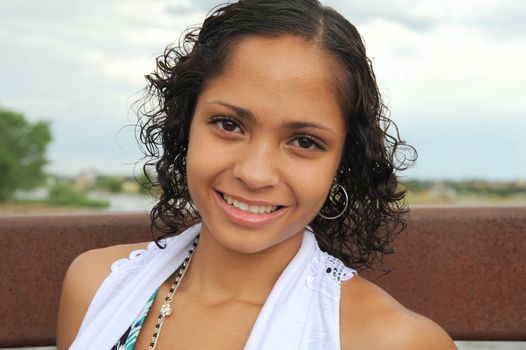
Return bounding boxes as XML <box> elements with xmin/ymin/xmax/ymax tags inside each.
<box><xmin>297</xmin><ymin>137</ymin><xmax>315</xmax><ymax>149</ymax></box>
<box><xmin>221</xmin><ymin>119</ymin><xmax>238</xmax><ymax>132</ymax></box>
<box><xmin>291</xmin><ymin>135</ymin><xmax>326</xmax><ymax>151</ymax></box>
<box><xmin>209</xmin><ymin>116</ymin><xmax>242</xmax><ymax>133</ymax></box>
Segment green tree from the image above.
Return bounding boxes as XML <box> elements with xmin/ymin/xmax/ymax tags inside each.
<box><xmin>93</xmin><ymin>175</ymin><xmax>123</xmax><ymax>193</ymax></box>
<box><xmin>0</xmin><ymin>107</ymin><xmax>52</xmax><ymax>201</ymax></box>
<box><xmin>48</xmin><ymin>182</ymin><xmax>108</xmax><ymax>208</ymax></box>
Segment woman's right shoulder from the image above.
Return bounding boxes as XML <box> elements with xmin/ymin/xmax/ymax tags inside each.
<box><xmin>56</xmin><ymin>241</ymin><xmax>150</xmax><ymax>350</ymax></box>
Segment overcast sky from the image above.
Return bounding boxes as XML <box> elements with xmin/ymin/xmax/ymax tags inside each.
<box><xmin>1</xmin><ymin>0</ymin><xmax>525</xmax><ymax>180</ymax></box>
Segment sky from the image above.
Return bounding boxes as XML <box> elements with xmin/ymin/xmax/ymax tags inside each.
<box><xmin>0</xmin><ymin>0</ymin><xmax>525</xmax><ymax>180</ymax></box>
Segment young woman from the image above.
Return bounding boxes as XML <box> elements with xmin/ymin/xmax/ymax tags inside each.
<box><xmin>57</xmin><ymin>1</ymin><xmax>456</xmax><ymax>349</ymax></box>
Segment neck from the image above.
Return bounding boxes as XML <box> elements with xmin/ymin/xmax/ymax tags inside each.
<box><xmin>182</xmin><ymin>225</ymin><xmax>304</xmax><ymax>305</ymax></box>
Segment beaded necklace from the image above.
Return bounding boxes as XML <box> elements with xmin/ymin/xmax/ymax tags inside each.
<box><xmin>148</xmin><ymin>236</ymin><xmax>199</xmax><ymax>350</ymax></box>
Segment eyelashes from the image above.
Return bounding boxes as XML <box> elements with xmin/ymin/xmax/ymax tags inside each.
<box><xmin>209</xmin><ymin>116</ymin><xmax>242</xmax><ymax>133</ymax></box>
<box><xmin>291</xmin><ymin>134</ymin><xmax>326</xmax><ymax>151</ymax></box>
<box><xmin>208</xmin><ymin>115</ymin><xmax>327</xmax><ymax>151</ymax></box>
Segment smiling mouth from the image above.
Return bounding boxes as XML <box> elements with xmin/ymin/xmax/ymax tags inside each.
<box><xmin>219</xmin><ymin>192</ymin><xmax>282</xmax><ymax>215</ymax></box>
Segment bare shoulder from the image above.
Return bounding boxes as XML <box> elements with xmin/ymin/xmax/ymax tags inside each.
<box><xmin>56</xmin><ymin>241</ymin><xmax>150</xmax><ymax>350</ymax></box>
<box><xmin>340</xmin><ymin>276</ymin><xmax>456</xmax><ymax>350</ymax></box>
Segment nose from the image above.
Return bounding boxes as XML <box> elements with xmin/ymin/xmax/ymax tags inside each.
<box><xmin>232</xmin><ymin>140</ymin><xmax>279</xmax><ymax>190</ymax></box>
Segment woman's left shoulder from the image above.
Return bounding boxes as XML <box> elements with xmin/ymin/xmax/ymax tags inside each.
<box><xmin>339</xmin><ymin>275</ymin><xmax>456</xmax><ymax>350</ymax></box>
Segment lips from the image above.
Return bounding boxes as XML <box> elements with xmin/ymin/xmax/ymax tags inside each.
<box><xmin>214</xmin><ymin>190</ymin><xmax>286</xmax><ymax>228</ymax></box>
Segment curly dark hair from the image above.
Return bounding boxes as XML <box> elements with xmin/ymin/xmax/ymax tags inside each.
<box><xmin>136</xmin><ymin>0</ymin><xmax>416</xmax><ymax>270</ymax></box>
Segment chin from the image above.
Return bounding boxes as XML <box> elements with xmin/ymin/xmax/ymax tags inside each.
<box><xmin>204</xmin><ymin>219</ymin><xmax>305</xmax><ymax>256</ymax></box>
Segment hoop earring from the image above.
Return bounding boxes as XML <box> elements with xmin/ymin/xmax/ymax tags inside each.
<box><xmin>318</xmin><ymin>183</ymin><xmax>349</xmax><ymax>220</ymax></box>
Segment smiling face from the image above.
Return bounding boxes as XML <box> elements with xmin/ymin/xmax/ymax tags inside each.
<box><xmin>186</xmin><ymin>35</ymin><xmax>347</xmax><ymax>255</ymax></box>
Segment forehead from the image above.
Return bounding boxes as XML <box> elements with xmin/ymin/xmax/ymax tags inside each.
<box><xmin>219</xmin><ymin>35</ymin><xmax>339</xmax><ymax>92</ymax></box>
<box><xmin>201</xmin><ymin>35</ymin><xmax>346</xmax><ymax>131</ymax></box>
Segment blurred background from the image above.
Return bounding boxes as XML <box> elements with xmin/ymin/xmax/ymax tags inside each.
<box><xmin>0</xmin><ymin>1</ymin><xmax>525</xmax><ymax>348</ymax></box>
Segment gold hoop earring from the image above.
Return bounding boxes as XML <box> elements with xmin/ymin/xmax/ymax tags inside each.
<box><xmin>318</xmin><ymin>183</ymin><xmax>349</xmax><ymax>220</ymax></box>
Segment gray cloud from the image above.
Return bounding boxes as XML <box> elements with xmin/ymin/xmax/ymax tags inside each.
<box><xmin>467</xmin><ymin>4</ymin><xmax>526</xmax><ymax>40</ymax></box>
<box><xmin>326</xmin><ymin>0</ymin><xmax>526</xmax><ymax>41</ymax></box>
<box><xmin>325</xmin><ymin>0</ymin><xmax>439</xmax><ymax>31</ymax></box>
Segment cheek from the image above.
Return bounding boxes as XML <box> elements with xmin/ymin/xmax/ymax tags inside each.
<box><xmin>286</xmin><ymin>159</ymin><xmax>338</xmax><ymax>213</ymax></box>
<box><xmin>307</xmin><ymin>175</ymin><xmax>334</xmax><ymax>208</ymax></box>
<box><xmin>186</xmin><ymin>125</ymin><xmax>229</xmax><ymax>201</ymax></box>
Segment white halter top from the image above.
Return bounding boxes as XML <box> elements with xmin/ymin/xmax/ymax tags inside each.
<box><xmin>70</xmin><ymin>224</ymin><xmax>356</xmax><ymax>349</ymax></box>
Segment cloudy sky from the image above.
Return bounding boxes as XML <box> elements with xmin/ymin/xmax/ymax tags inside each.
<box><xmin>1</xmin><ymin>0</ymin><xmax>525</xmax><ymax>180</ymax></box>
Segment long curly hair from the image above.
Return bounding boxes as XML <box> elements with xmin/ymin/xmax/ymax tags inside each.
<box><xmin>136</xmin><ymin>0</ymin><xmax>416</xmax><ymax>270</ymax></box>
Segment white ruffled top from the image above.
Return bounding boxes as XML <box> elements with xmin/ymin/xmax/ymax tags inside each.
<box><xmin>70</xmin><ymin>223</ymin><xmax>356</xmax><ymax>350</ymax></box>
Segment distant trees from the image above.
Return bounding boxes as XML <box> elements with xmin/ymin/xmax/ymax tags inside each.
<box><xmin>403</xmin><ymin>179</ymin><xmax>526</xmax><ymax>197</ymax></box>
<box><xmin>47</xmin><ymin>181</ymin><xmax>108</xmax><ymax>208</ymax></box>
<box><xmin>93</xmin><ymin>175</ymin><xmax>123</xmax><ymax>193</ymax></box>
<box><xmin>0</xmin><ymin>107</ymin><xmax>52</xmax><ymax>201</ymax></box>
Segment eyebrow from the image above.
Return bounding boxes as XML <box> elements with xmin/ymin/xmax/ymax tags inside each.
<box><xmin>207</xmin><ymin>100</ymin><xmax>335</xmax><ymax>134</ymax></box>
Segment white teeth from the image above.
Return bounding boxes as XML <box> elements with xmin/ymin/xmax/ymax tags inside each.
<box><xmin>222</xmin><ymin>193</ymin><xmax>278</xmax><ymax>214</ymax></box>
<box><xmin>239</xmin><ymin>202</ymin><xmax>248</xmax><ymax>211</ymax></box>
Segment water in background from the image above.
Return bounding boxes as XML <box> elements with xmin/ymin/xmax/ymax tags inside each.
<box><xmin>88</xmin><ymin>191</ymin><xmax>155</xmax><ymax>213</ymax></box>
